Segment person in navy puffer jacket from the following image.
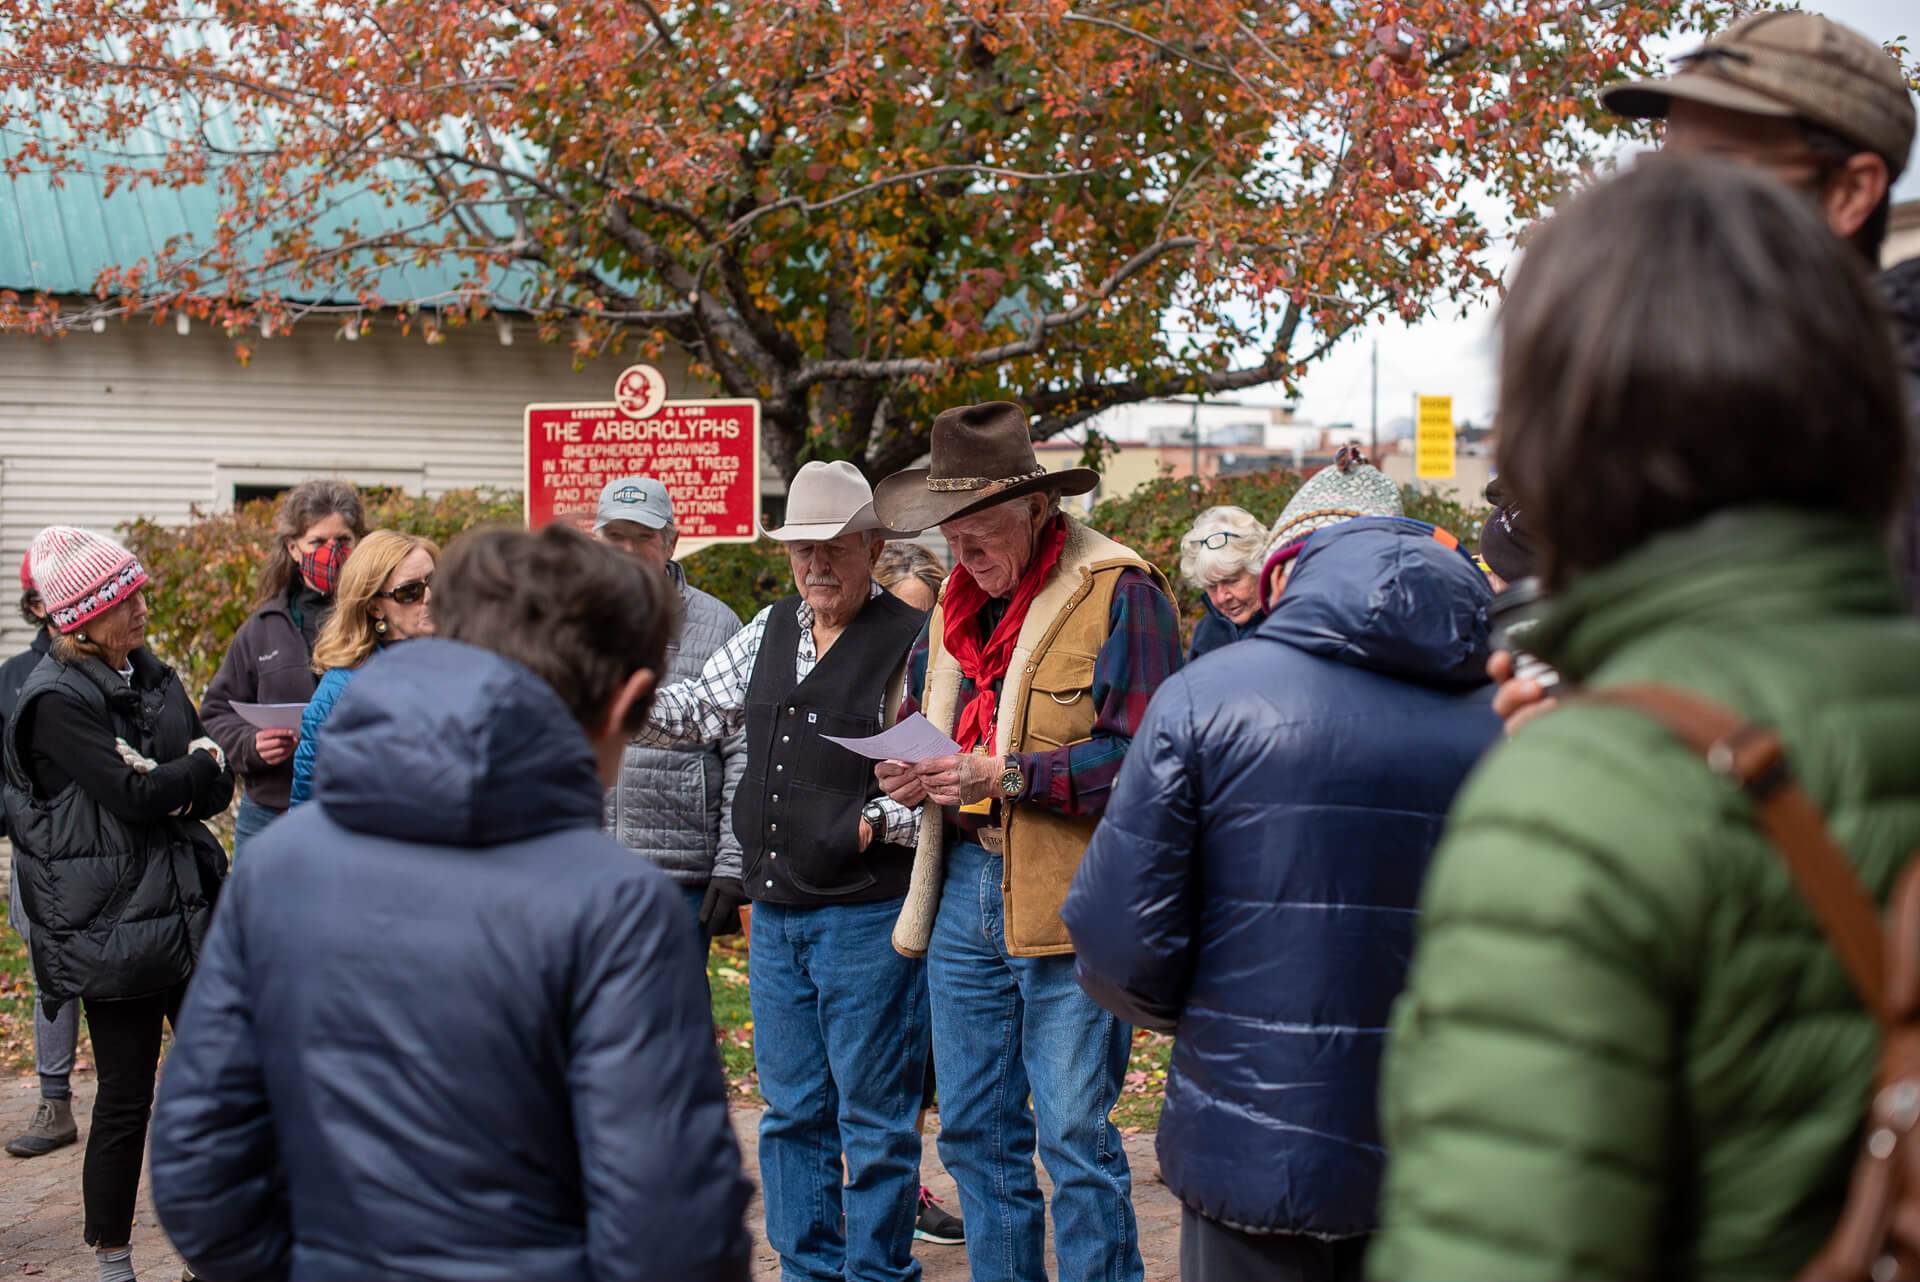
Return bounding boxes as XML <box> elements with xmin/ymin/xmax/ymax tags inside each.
<box><xmin>1063</xmin><ymin>515</ymin><xmax>1501</xmax><ymax>1282</ymax></box>
<box><xmin>148</xmin><ymin>525</ymin><xmax>753</xmax><ymax>1282</ymax></box>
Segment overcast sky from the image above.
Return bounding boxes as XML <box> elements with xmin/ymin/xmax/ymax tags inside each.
<box><xmin>1284</xmin><ymin>0</ymin><xmax>1920</xmax><ymax>433</ymax></box>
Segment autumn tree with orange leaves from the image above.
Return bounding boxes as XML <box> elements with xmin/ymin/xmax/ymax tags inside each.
<box><xmin>0</xmin><ymin>1</ymin><xmax>1723</xmax><ymax>477</ymax></box>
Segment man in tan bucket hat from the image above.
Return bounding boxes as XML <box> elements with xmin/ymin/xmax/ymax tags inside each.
<box><xmin>633</xmin><ymin>459</ymin><xmax>938</xmax><ymax>1281</ymax></box>
<box><xmin>872</xmin><ymin>402</ymin><xmax>1183</xmax><ymax>1282</ymax></box>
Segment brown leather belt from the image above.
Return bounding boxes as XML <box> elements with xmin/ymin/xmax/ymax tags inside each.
<box><xmin>975</xmin><ymin>825</ymin><xmax>1006</xmax><ymax>854</ymax></box>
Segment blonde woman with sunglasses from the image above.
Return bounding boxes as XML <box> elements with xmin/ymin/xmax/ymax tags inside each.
<box><xmin>289</xmin><ymin>531</ymin><xmax>439</xmax><ymax>807</ymax></box>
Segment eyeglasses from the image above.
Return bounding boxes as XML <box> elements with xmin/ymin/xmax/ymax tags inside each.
<box><xmin>1185</xmin><ymin>532</ymin><xmax>1233</xmax><ymax>550</ymax></box>
<box><xmin>376</xmin><ymin>575</ymin><xmax>432</xmax><ymax>606</ymax></box>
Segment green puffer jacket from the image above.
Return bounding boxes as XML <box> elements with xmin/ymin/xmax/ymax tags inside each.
<box><xmin>1371</xmin><ymin>509</ymin><xmax>1920</xmax><ymax>1282</ymax></box>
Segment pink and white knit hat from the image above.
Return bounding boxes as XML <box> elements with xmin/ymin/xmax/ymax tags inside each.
<box><xmin>29</xmin><ymin>526</ymin><xmax>149</xmax><ymax>634</ymax></box>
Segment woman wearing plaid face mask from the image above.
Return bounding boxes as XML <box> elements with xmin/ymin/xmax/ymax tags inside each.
<box><xmin>200</xmin><ymin>480</ymin><xmax>364</xmax><ymax>853</ymax></box>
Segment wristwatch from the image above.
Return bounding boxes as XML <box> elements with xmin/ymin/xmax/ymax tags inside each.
<box><xmin>998</xmin><ymin>755</ymin><xmax>1026</xmax><ymax>800</ymax></box>
<box><xmin>861</xmin><ymin>800</ymin><xmax>888</xmax><ymax>831</ymax></box>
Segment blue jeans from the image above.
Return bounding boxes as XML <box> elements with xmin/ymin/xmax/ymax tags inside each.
<box><xmin>751</xmin><ymin>899</ymin><xmax>928</xmax><ymax>1282</ymax></box>
<box><xmin>231</xmin><ymin>795</ymin><xmax>280</xmax><ymax>858</ymax></box>
<box><xmin>930</xmin><ymin>842</ymin><xmax>1141</xmax><ymax>1282</ymax></box>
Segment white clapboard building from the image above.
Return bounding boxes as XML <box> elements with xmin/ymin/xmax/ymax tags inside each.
<box><xmin>0</xmin><ymin>317</ymin><xmax>695</xmax><ymax>654</ymax></box>
<box><xmin>0</xmin><ymin>149</ymin><xmax>746</xmax><ymax>654</ymax></box>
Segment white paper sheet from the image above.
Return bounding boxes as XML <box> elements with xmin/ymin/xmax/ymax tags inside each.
<box><xmin>232</xmin><ymin>701</ymin><xmax>308</xmax><ymax>731</ymax></box>
<box><xmin>820</xmin><ymin>712</ymin><xmax>962</xmax><ymax>764</ymax></box>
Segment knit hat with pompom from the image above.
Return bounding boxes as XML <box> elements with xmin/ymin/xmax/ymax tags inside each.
<box><xmin>29</xmin><ymin>526</ymin><xmax>149</xmax><ymax>634</ymax></box>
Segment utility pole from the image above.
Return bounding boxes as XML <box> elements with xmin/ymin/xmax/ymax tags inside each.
<box><xmin>1188</xmin><ymin>395</ymin><xmax>1201</xmax><ymax>491</ymax></box>
<box><xmin>1369</xmin><ymin>336</ymin><xmax>1379</xmax><ymax>461</ymax></box>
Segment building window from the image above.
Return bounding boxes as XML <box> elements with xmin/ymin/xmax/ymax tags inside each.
<box><xmin>213</xmin><ymin>464</ymin><xmax>427</xmax><ymax>512</ymax></box>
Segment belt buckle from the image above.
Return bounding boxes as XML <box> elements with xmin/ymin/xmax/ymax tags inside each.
<box><xmin>976</xmin><ymin>825</ymin><xmax>1005</xmax><ymax>854</ymax></box>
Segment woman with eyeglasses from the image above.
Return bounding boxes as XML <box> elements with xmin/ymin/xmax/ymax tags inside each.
<box><xmin>201</xmin><ymin>480</ymin><xmax>365</xmax><ymax>852</ymax></box>
<box><xmin>1178</xmin><ymin>506</ymin><xmax>1270</xmax><ymax>661</ymax></box>
<box><xmin>289</xmin><ymin>531</ymin><xmax>438</xmax><ymax>807</ymax></box>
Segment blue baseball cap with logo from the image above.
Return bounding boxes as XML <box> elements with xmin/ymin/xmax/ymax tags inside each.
<box><xmin>593</xmin><ymin>475</ymin><xmax>674</xmax><ymax>532</ymax></box>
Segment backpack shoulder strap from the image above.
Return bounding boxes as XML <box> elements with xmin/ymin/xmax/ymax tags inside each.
<box><xmin>1588</xmin><ymin>683</ymin><xmax>1889</xmax><ymax>1025</ymax></box>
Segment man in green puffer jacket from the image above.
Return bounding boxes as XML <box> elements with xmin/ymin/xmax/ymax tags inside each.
<box><xmin>1369</xmin><ymin>159</ymin><xmax>1920</xmax><ymax>1281</ymax></box>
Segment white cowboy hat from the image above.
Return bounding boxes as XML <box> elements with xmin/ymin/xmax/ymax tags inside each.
<box><xmin>761</xmin><ymin>460</ymin><xmax>910</xmax><ymax>542</ymax></box>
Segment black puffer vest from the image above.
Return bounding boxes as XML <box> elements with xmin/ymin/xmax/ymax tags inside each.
<box><xmin>3</xmin><ymin>651</ymin><xmax>226</xmax><ymax>1011</ymax></box>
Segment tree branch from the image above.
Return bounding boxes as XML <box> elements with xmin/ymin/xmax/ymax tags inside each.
<box><xmin>791</xmin><ymin>237</ymin><xmax>1198</xmax><ymax>389</ymax></box>
<box><xmin>718</xmin><ymin>163</ymin><xmax>1095</xmax><ymax>245</ymax></box>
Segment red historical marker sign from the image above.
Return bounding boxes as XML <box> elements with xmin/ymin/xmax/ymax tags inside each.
<box><xmin>524</xmin><ymin>364</ymin><xmax>761</xmax><ymax>542</ymax></box>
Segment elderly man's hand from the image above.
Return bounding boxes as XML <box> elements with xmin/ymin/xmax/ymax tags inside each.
<box><xmin>875</xmin><ymin>759</ymin><xmax>928</xmax><ymax>807</ymax></box>
<box><xmin>917</xmin><ymin>753</ymin><xmax>999</xmax><ymax>808</ymax></box>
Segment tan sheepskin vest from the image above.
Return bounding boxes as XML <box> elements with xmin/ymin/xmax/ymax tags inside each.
<box><xmin>892</xmin><ymin>518</ymin><xmax>1172</xmax><ymax>958</ymax></box>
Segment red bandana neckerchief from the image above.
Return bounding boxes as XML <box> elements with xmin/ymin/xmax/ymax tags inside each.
<box><xmin>942</xmin><ymin>514</ymin><xmax>1070</xmax><ymax>755</ymax></box>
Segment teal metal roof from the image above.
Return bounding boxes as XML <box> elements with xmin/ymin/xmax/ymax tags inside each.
<box><xmin>0</xmin><ymin>100</ymin><xmax>564</xmax><ymax>312</ymax></box>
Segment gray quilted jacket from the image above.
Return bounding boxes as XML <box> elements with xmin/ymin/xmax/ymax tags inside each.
<box><xmin>603</xmin><ymin>562</ymin><xmax>745</xmax><ymax>886</ymax></box>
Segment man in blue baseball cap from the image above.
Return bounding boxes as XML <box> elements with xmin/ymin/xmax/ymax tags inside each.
<box><xmin>593</xmin><ymin>475</ymin><xmax>748</xmax><ymax>941</ymax></box>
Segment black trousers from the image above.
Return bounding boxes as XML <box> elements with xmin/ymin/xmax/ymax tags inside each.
<box><xmin>82</xmin><ymin>986</ymin><xmax>184</xmax><ymax>1247</ymax></box>
<box><xmin>1179</xmin><ymin>1207</ymin><xmax>1369</xmax><ymax>1282</ymax></box>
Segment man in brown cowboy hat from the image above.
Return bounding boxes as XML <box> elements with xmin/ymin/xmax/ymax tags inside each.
<box><xmin>873</xmin><ymin>402</ymin><xmax>1182</xmax><ymax>1282</ymax></box>
<box><xmin>635</xmin><ymin>459</ymin><xmax>938</xmax><ymax>1282</ymax></box>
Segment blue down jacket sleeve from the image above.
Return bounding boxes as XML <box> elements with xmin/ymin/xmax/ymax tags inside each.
<box><xmin>150</xmin><ymin>864</ymin><xmax>293</xmax><ymax>1282</ymax></box>
<box><xmin>1061</xmin><ymin>672</ymin><xmax>1199</xmax><ymax>1034</ymax></box>
<box><xmin>288</xmin><ymin>666</ymin><xmax>351</xmax><ymax>807</ymax></box>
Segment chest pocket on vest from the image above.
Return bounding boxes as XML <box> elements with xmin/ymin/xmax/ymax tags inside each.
<box><xmin>1021</xmin><ymin>650</ymin><xmax>1098</xmax><ymax>753</ymax></box>
<box><xmin>794</xmin><ymin>707</ymin><xmax>880</xmax><ymax>796</ymax></box>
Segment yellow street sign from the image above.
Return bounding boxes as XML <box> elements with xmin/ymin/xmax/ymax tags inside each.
<box><xmin>1415</xmin><ymin>394</ymin><xmax>1455</xmax><ymax>480</ymax></box>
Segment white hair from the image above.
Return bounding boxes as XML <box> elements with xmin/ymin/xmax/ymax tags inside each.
<box><xmin>1178</xmin><ymin>505</ymin><xmax>1267</xmax><ymax>588</ymax></box>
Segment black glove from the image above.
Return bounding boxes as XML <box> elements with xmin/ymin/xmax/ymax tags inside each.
<box><xmin>700</xmin><ymin>876</ymin><xmax>748</xmax><ymax>939</ymax></box>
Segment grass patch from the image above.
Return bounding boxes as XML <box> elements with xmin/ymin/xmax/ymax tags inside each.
<box><xmin>708</xmin><ymin>933</ymin><xmax>759</xmax><ymax>1100</ymax></box>
<box><xmin>0</xmin><ymin>926</ymin><xmax>36</xmax><ymax>1074</ymax></box>
<box><xmin>1115</xmin><ymin>1028</ymin><xmax>1171</xmax><ymax>1133</ymax></box>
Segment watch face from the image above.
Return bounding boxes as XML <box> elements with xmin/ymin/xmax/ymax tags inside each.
<box><xmin>999</xmin><ymin>768</ymin><xmax>1023</xmax><ymax>797</ymax></box>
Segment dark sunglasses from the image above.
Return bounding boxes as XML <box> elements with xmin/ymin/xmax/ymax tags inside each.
<box><xmin>376</xmin><ymin>575</ymin><xmax>432</xmax><ymax>606</ymax></box>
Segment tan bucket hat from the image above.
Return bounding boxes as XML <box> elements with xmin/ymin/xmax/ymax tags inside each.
<box><xmin>761</xmin><ymin>460</ymin><xmax>909</xmax><ymax>542</ymax></box>
<box><xmin>1602</xmin><ymin>11</ymin><xmax>1915</xmax><ymax>178</ymax></box>
<box><xmin>872</xmin><ymin>401</ymin><xmax>1097</xmax><ymax>535</ymax></box>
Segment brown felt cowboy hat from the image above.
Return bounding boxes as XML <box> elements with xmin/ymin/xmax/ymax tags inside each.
<box><xmin>872</xmin><ymin>401</ymin><xmax>1098</xmax><ymax>535</ymax></box>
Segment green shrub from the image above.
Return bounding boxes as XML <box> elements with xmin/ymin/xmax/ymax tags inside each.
<box><xmin>122</xmin><ymin>488</ymin><xmax>526</xmax><ymax>702</ymax></box>
<box><xmin>121</xmin><ymin>473</ymin><xmax>1487</xmax><ymax>703</ymax></box>
<box><xmin>678</xmin><ymin>540</ymin><xmax>796</xmax><ymax>624</ymax></box>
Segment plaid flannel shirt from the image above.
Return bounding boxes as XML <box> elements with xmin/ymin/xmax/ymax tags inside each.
<box><xmin>900</xmin><ymin>567</ymin><xmax>1182</xmax><ymax>833</ymax></box>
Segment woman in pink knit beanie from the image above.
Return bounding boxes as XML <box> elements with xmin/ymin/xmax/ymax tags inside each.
<box><xmin>5</xmin><ymin>525</ymin><xmax>232</xmax><ymax>1282</ymax></box>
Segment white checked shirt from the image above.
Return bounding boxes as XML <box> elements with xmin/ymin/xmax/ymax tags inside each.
<box><xmin>638</xmin><ymin>582</ymin><xmax>923</xmax><ymax>847</ymax></box>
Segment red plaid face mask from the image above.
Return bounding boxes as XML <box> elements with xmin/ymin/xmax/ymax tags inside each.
<box><xmin>299</xmin><ymin>538</ymin><xmax>352</xmax><ymax>596</ymax></box>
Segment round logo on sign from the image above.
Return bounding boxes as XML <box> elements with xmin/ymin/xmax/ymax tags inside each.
<box><xmin>614</xmin><ymin>364</ymin><xmax>667</xmax><ymax>419</ymax></box>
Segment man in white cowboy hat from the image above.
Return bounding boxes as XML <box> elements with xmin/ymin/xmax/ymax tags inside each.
<box><xmin>635</xmin><ymin>459</ymin><xmax>934</xmax><ymax>1282</ymax></box>
<box><xmin>872</xmin><ymin>402</ymin><xmax>1183</xmax><ymax>1282</ymax></box>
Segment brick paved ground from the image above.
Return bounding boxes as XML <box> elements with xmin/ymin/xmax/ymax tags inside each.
<box><xmin>0</xmin><ymin>1074</ymin><xmax>1180</xmax><ymax>1281</ymax></box>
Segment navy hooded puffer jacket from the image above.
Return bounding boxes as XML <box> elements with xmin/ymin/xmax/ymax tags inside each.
<box><xmin>149</xmin><ymin>639</ymin><xmax>753</xmax><ymax>1282</ymax></box>
<box><xmin>1063</xmin><ymin>517</ymin><xmax>1501</xmax><ymax>1238</ymax></box>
